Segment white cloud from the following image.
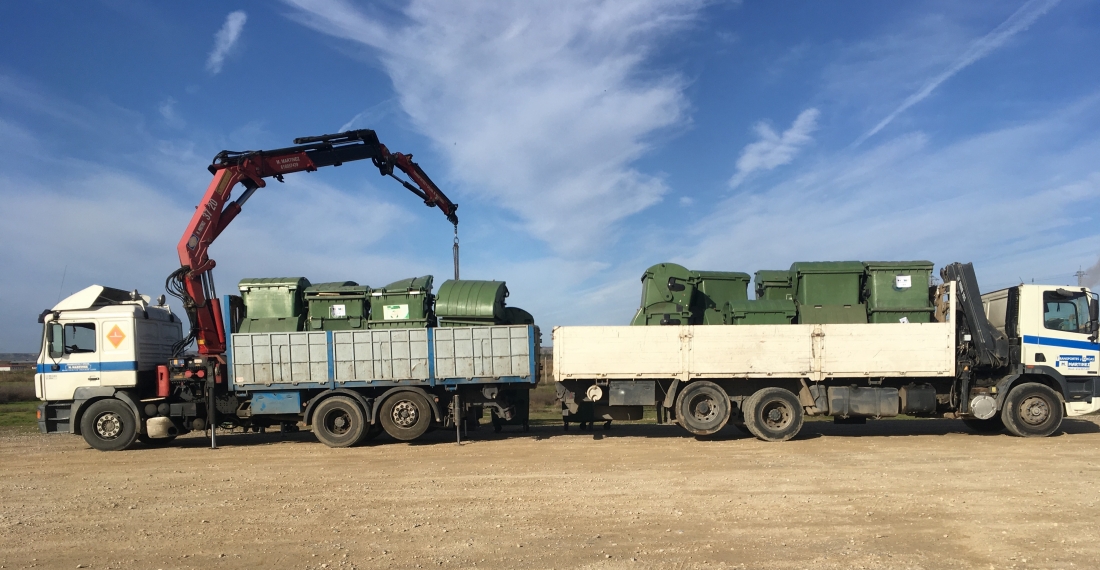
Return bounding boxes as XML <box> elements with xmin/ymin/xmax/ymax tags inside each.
<box><xmin>687</xmin><ymin>98</ymin><xmax>1100</xmax><ymax>292</ymax></box>
<box><xmin>158</xmin><ymin>97</ymin><xmax>185</xmax><ymax>128</ymax></box>
<box><xmin>284</xmin><ymin>0</ymin><xmax>703</xmax><ymax>254</ymax></box>
<box><xmin>729</xmin><ymin>108</ymin><xmax>819</xmax><ymax>188</ymax></box>
<box><xmin>853</xmin><ymin>0</ymin><xmax>1061</xmax><ymax>146</ymax></box>
<box><xmin>206</xmin><ymin>11</ymin><xmax>248</xmax><ymax>75</ymax></box>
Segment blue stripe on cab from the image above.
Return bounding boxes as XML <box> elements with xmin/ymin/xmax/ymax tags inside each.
<box><xmin>1022</xmin><ymin>335</ymin><xmax>1100</xmax><ymax>351</ymax></box>
<box><xmin>36</xmin><ymin>361</ymin><xmax>139</xmax><ymax>373</ymax></box>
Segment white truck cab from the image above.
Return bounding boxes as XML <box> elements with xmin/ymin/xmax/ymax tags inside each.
<box><xmin>983</xmin><ymin>284</ymin><xmax>1100</xmax><ymax>416</ymax></box>
<box><xmin>36</xmin><ymin>285</ymin><xmax>182</xmax><ymax>439</ymax></box>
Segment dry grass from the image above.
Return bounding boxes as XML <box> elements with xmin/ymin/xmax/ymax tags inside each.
<box><xmin>0</xmin><ymin>382</ymin><xmax>35</xmax><ymax>404</ymax></box>
<box><xmin>0</xmin><ymin>370</ymin><xmax>36</xmax><ymax>403</ymax></box>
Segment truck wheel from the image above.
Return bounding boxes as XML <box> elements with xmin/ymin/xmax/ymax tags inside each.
<box><xmin>962</xmin><ymin>416</ymin><xmax>1004</xmax><ymax>433</ymax></box>
<box><xmin>675</xmin><ymin>381</ymin><xmax>731</xmax><ymax>436</ymax></box>
<box><xmin>137</xmin><ymin>434</ymin><xmax>177</xmax><ymax>447</ymax></box>
<box><xmin>380</xmin><ymin>392</ymin><xmax>432</xmax><ymax>441</ymax></box>
<box><xmin>312</xmin><ymin>396</ymin><xmax>366</xmax><ymax>448</ymax></box>
<box><xmin>1001</xmin><ymin>382</ymin><xmax>1063</xmax><ymax>437</ymax></box>
<box><xmin>80</xmin><ymin>399</ymin><xmax>138</xmax><ymax>451</ymax></box>
<box><xmin>359</xmin><ymin>422</ymin><xmax>384</xmax><ymax>443</ymax></box>
<box><xmin>743</xmin><ymin>388</ymin><xmax>804</xmax><ymax>442</ymax></box>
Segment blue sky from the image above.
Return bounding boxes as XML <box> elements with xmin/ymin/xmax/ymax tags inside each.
<box><xmin>2</xmin><ymin>0</ymin><xmax>1099</xmax><ymax>351</ymax></box>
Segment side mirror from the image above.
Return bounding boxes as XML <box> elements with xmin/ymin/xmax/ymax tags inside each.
<box><xmin>47</xmin><ymin>323</ymin><xmax>64</xmax><ymax>359</ymax></box>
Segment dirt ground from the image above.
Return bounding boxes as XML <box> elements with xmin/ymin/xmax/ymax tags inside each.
<box><xmin>2</xmin><ymin>417</ymin><xmax>1099</xmax><ymax>570</ymax></box>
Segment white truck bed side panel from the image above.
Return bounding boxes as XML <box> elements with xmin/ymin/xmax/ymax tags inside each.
<box><xmin>688</xmin><ymin>325</ymin><xmax>814</xmax><ymax>377</ymax></box>
<box><xmin>553</xmin><ymin>326</ymin><xmax>686</xmax><ymax>379</ymax></box>
<box><xmin>817</xmin><ymin>323</ymin><xmax>955</xmax><ymax>377</ymax></box>
<box><xmin>554</xmin><ymin>322</ymin><xmax>955</xmax><ymax>381</ymax></box>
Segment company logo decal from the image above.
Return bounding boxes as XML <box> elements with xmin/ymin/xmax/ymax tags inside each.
<box><xmin>1055</xmin><ymin>354</ymin><xmax>1095</xmax><ymax>370</ymax></box>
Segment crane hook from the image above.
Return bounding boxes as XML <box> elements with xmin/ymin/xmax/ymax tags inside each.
<box><xmin>452</xmin><ymin>222</ymin><xmax>460</xmax><ymax>281</ymax></box>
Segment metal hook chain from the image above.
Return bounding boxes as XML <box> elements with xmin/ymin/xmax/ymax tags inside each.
<box><xmin>452</xmin><ymin>223</ymin><xmax>460</xmax><ymax>281</ymax></box>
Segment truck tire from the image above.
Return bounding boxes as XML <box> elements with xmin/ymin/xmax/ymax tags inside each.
<box><xmin>962</xmin><ymin>416</ymin><xmax>1004</xmax><ymax>433</ymax></box>
<box><xmin>1001</xmin><ymin>382</ymin><xmax>1063</xmax><ymax>438</ymax></box>
<box><xmin>80</xmin><ymin>399</ymin><xmax>139</xmax><ymax>451</ymax></box>
<box><xmin>359</xmin><ymin>422</ymin><xmax>384</xmax><ymax>443</ymax></box>
<box><xmin>380</xmin><ymin>391</ymin><xmax>432</xmax><ymax>441</ymax></box>
<box><xmin>743</xmin><ymin>387</ymin><xmax>803</xmax><ymax>442</ymax></box>
<box><xmin>312</xmin><ymin>396</ymin><xmax>366</xmax><ymax>448</ymax></box>
<box><xmin>138</xmin><ymin>434</ymin><xmax>177</xmax><ymax>447</ymax></box>
<box><xmin>675</xmin><ymin>381</ymin><xmax>731</xmax><ymax>436</ymax></box>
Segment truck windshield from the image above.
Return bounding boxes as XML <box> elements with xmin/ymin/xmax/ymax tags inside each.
<box><xmin>1043</xmin><ymin>291</ymin><xmax>1090</xmax><ymax>334</ymax></box>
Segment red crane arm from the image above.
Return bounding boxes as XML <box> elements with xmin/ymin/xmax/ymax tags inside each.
<box><xmin>168</xmin><ymin>129</ymin><xmax>458</xmax><ymax>356</ymax></box>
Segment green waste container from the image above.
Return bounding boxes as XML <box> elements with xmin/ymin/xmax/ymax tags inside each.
<box><xmin>630</xmin><ymin>302</ymin><xmax>691</xmax><ymax>326</ymax></box>
<box><xmin>693</xmin><ymin>271</ymin><xmax>750</xmax><ymax>315</ymax></box>
<box><xmin>797</xmin><ymin>304</ymin><xmax>868</xmax><ymax>324</ymax></box>
<box><xmin>754</xmin><ymin>270</ymin><xmax>794</xmax><ymax>301</ymax></box>
<box><xmin>368</xmin><ymin>276</ymin><xmax>435</xmax><ymax>329</ymax></box>
<box><xmin>435</xmin><ymin>279</ymin><xmax>508</xmax><ymax>326</ymax></box>
<box><xmin>863</xmin><ymin>261</ymin><xmax>934</xmax><ymax>324</ymax></box>
<box><xmin>633</xmin><ymin>263</ymin><xmax>696</xmax><ymax>326</ymax></box>
<box><xmin>503</xmin><ymin>307</ymin><xmax>535</xmax><ymax>326</ymax></box>
<box><xmin>728</xmin><ymin>299</ymin><xmax>797</xmax><ymax>325</ymax></box>
<box><xmin>304</xmin><ymin>282</ymin><xmax>370</xmax><ymax>331</ymax></box>
<box><xmin>237</xmin><ymin>277</ymin><xmax>311</xmax><ymax>333</ymax></box>
<box><xmin>791</xmin><ymin>261</ymin><xmax>865</xmax><ymax>306</ymax></box>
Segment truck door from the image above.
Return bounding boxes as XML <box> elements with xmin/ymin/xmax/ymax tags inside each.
<box><xmin>41</xmin><ymin>321</ymin><xmax>101</xmax><ymax>401</ymax></box>
<box><xmin>1032</xmin><ymin>290</ymin><xmax>1099</xmax><ymax>403</ymax></box>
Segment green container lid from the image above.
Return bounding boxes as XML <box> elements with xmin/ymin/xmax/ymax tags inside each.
<box><xmin>863</xmin><ymin>260</ymin><xmax>934</xmax><ymax>271</ymax></box>
<box><xmin>304</xmin><ymin>281</ymin><xmax>363</xmax><ymax>293</ymax></box>
<box><xmin>754</xmin><ymin>270</ymin><xmax>792</xmax><ymax>285</ymax></box>
<box><xmin>238</xmin><ymin>277</ymin><xmax>311</xmax><ymax>291</ymax></box>
<box><xmin>790</xmin><ymin>261</ymin><xmax>865</xmax><ymax>274</ymax></box>
<box><xmin>435</xmin><ymin>280</ymin><xmax>508</xmax><ymax>320</ymax></box>
<box><xmin>380</xmin><ymin>275</ymin><xmax>433</xmax><ymax>293</ymax></box>
<box><xmin>504</xmin><ymin>307</ymin><xmax>534</xmax><ymax>326</ymax></box>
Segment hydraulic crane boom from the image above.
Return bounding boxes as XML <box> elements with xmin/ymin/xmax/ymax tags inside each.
<box><xmin>168</xmin><ymin>129</ymin><xmax>458</xmax><ymax>356</ymax></box>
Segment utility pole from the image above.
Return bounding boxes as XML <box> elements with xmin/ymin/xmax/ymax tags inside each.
<box><xmin>1076</xmin><ymin>269</ymin><xmax>1087</xmax><ymax>287</ymax></box>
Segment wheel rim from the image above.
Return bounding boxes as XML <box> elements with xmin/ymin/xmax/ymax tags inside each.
<box><xmin>94</xmin><ymin>412</ymin><xmax>123</xmax><ymax>439</ymax></box>
<box><xmin>1018</xmin><ymin>395</ymin><xmax>1051</xmax><ymax>426</ymax></box>
<box><xmin>391</xmin><ymin>400</ymin><xmax>420</xmax><ymax>428</ymax></box>
<box><xmin>324</xmin><ymin>409</ymin><xmax>352</xmax><ymax>436</ymax></box>
<box><xmin>688</xmin><ymin>393</ymin><xmax>719</xmax><ymax>423</ymax></box>
<box><xmin>760</xmin><ymin>399</ymin><xmax>793</xmax><ymax>431</ymax></box>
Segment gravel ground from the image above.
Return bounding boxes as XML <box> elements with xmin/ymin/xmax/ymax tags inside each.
<box><xmin>2</xmin><ymin>416</ymin><xmax>1099</xmax><ymax>570</ymax></box>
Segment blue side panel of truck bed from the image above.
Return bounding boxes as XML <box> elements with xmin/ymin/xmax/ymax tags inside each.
<box><xmin>223</xmin><ymin>296</ymin><xmax>538</xmax><ymax>393</ymax></box>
